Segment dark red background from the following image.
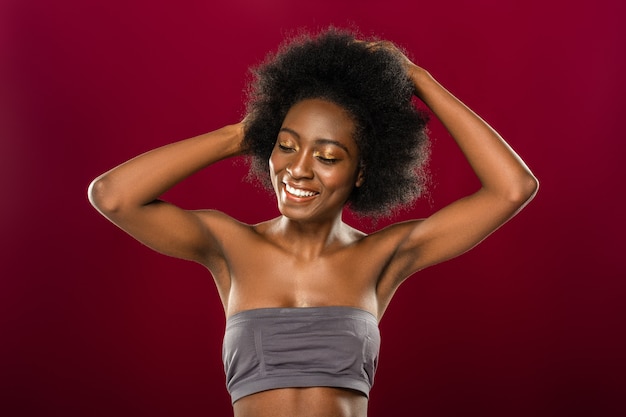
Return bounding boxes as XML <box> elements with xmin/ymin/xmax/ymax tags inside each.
<box><xmin>2</xmin><ymin>0</ymin><xmax>625</xmax><ymax>416</ymax></box>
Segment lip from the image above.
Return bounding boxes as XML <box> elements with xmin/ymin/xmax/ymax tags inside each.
<box><xmin>282</xmin><ymin>182</ymin><xmax>319</xmax><ymax>200</ymax></box>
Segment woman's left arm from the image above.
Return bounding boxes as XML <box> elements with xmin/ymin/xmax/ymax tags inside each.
<box><xmin>391</xmin><ymin>62</ymin><xmax>539</xmax><ymax>278</ymax></box>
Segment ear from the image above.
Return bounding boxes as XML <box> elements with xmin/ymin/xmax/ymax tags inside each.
<box><xmin>355</xmin><ymin>166</ymin><xmax>365</xmax><ymax>188</ymax></box>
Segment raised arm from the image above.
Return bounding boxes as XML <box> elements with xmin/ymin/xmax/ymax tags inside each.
<box><xmin>386</xmin><ymin>54</ymin><xmax>539</xmax><ymax>281</ymax></box>
<box><xmin>88</xmin><ymin>123</ymin><xmax>245</xmax><ymax>264</ymax></box>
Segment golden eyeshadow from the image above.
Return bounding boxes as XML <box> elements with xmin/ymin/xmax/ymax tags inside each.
<box><xmin>314</xmin><ymin>151</ymin><xmax>338</xmax><ymax>159</ymax></box>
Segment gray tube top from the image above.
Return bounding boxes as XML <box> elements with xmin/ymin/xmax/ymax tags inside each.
<box><xmin>222</xmin><ymin>306</ymin><xmax>380</xmax><ymax>404</ymax></box>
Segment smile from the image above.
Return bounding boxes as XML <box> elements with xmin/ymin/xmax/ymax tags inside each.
<box><xmin>285</xmin><ymin>183</ymin><xmax>318</xmax><ymax>198</ymax></box>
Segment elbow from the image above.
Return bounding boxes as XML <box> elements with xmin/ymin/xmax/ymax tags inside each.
<box><xmin>87</xmin><ymin>176</ymin><xmax>123</xmax><ymax>215</ymax></box>
<box><xmin>509</xmin><ymin>172</ymin><xmax>539</xmax><ymax>206</ymax></box>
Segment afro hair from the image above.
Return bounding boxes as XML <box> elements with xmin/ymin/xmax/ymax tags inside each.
<box><xmin>242</xmin><ymin>27</ymin><xmax>430</xmax><ymax>218</ymax></box>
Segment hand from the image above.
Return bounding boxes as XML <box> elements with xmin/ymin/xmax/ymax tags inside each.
<box><xmin>356</xmin><ymin>39</ymin><xmax>430</xmax><ymax>96</ymax></box>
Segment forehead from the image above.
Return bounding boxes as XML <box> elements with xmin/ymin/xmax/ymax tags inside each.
<box><xmin>281</xmin><ymin>99</ymin><xmax>357</xmax><ymax>149</ymax></box>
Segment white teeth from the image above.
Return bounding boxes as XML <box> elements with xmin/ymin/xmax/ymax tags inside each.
<box><xmin>285</xmin><ymin>184</ymin><xmax>317</xmax><ymax>197</ymax></box>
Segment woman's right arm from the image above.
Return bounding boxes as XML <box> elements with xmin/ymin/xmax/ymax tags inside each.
<box><xmin>87</xmin><ymin>122</ymin><xmax>245</xmax><ymax>263</ymax></box>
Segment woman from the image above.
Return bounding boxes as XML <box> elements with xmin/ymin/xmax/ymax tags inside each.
<box><xmin>88</xmin><ymin>28</ymin><xmax>538</xmax><ymax>417</ymax></box>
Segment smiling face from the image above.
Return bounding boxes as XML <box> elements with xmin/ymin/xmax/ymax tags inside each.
<box><xmin>269</xmin><ymin>98</ymin><xmax>364</xmax><ymax>223</ymax></box>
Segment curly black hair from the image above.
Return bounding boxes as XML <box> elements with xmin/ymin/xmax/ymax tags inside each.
<box><xmin>242</xmin><ymin>27</ymin><xmax>430</xmax><ymax>217</ymax></box>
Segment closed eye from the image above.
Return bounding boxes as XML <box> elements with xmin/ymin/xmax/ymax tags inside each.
<box><xmin>278</xmin><ymin>143</ymin><xmax>295</xmax><ymax>152</ymax></box>
<box><xmin>316</xmin><ymin>155</ymin><xmax>340</xmax><ymax>164</ymax></box>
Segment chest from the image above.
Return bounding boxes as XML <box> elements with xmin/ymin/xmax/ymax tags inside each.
<box><xmin>223</xmin><ymin>239</ymin><xmax>388</xmax><ymax>313</ymax></box>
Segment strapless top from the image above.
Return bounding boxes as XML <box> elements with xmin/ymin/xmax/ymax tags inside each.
<box><xmin>222</xmin><ymin>306</ymin><xmax>380</xmax><ymax>403</ymax></box>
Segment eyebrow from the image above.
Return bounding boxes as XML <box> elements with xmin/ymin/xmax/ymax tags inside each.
<box><xmin>279</xmin><ymin>127</ymin><xmax>351</xmax><ymax>154</ymax></box>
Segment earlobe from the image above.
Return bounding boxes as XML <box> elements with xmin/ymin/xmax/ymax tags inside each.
<box><xmin>355</xmin><ymin>167</ymin><xmax>365</xmax><ymax>187</ymax></box>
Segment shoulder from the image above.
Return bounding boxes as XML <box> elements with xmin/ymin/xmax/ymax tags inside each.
<box><xmin>191</xmin><ymin>210</ymin><xmax>265</xmax><ymax>274</ymax></box>
<box><xmin>196</xmin><ymin>212</ymin><xmax>297</xmax><ymax>252</ymax></box>
<box><xmin>362</xmin><ymin>219</ymin><xmax>426</xmax><ymax>248</ymax></box>
<box><xmin>359</xmin><ymin>219</ymin><xmax>429</xmax><ymax>283</ymax></box>
<box><xmin>336</xmin><ymin>219</ymin><xmax>427</xmax><ymax>270</ymax></box>
<box><xmin>192</xmin><ymin>210</ymin><xmax>266</xmax><ymax>260</ymax></box>
<box><xmin>195</xmin><ymin>210</ymin><xmax>258</xmax><ymax>238</ymax></box>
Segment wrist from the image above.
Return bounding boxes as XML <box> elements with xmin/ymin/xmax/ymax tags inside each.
<box><xmin>408</xmin><ymin>66</ymin><xmax>436</xmax><ymax>99</ymax></box>
<box><xmin>207</xmin><ymin>123</ymin><xmax>246</xmax><ymax>159</ymax></box>
<box><xmin>228</xmin><ymin>122</ymin><xmax>247</xmax><ymax>157</ymax></box>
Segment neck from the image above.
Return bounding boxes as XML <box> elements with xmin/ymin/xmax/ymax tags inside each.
<box><xmin>270</xmin><ymin>214</ymin><xmax>352</xmax><ymax>260</ymax></box>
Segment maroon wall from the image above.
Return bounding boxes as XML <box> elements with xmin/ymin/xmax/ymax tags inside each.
<box><xmin>2</xmin><ymin>0</ymin><xmax>625</xmax><ymax>416</ymax></box>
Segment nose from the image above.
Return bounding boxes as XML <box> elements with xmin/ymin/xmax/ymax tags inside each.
<box><xmin>286</xmin><ymin>151</ymin><xmax>314</xmax><ymax>179</ymax></box>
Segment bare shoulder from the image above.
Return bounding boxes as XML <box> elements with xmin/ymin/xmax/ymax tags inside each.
<box><xmin>193</xmin><ymin>211</ymin><xmax>274</xmax><ymax>285</ymax></box>
<box><xmin>188</xmin><ymin>210</ymin><xmax>260</xmax><ymax>267</ymax></box>
<box><xmin>194</xmin><ymin>211</ymin><xmax>292</xmax><ymax>255</ymax></box>
<box><xmin>194</xmin><ymin>209</ymin><xmax>259</xmax><ymax>239</ymax></box>
<box><xmin>359</xmin><ymin>219</ymin><xmax>429</xmax><ymax>301</ymax></box>
<box><xmin>353</xmin><ymin>219</ymin><xmax>428</xmax><ymax>272</ymax></box>
<box><xmin>361</xmin><ymin>219</ymin><xmax>426</xmax><ymax>248</ymax></box>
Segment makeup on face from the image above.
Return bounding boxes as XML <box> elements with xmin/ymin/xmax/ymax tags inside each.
<box><xmin>269</xmin><ymin>99</ymin><xmax>363</xmax><ymax>221</ymax></box>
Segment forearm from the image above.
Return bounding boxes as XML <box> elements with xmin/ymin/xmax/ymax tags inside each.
<box><xmin>89</xmin><ymin>123</ymin><xmax>245</xmax><ymax>213</ymax></box>
<box><xmin>410</xmin><ymin>67</ymin><xmax>538</xmax><ymax>201</ymax></box>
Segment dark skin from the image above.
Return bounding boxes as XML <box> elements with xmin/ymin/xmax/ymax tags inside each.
<box><xmin>89</xmin><ymin>44</ymin><xmax>538</xmax><ymax>417</ymax></box>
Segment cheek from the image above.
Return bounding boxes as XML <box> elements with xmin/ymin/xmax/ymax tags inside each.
<box><xmin>269</xmin><ymin>153</ymin><xmax>275</xmax><ymax>172</ymax></box>
<box><xmin>268</xmin><ymin>157</ymin><xmax>278</xmax><ymax>186</ymax></box>
<box><xmin>269</xmin><ymin>149</ymin><xmax>281</xmax><ymax>174</ymax></box>
<box><xmin>319</xmin><ymin>168</ymin><xmax>358</xmax><ymax>192</ymax></box>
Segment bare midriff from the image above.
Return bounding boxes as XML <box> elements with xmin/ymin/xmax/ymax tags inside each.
<box><xmin>233</xmin><ymin>387</ymin><xmax>368</xmax><ymax>417</ymax></box>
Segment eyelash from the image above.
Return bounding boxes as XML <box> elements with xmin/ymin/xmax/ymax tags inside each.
<box><xmin>317</xmin><ymin>156</ymin><xmax>338</xmax><ymax>164</ymax></box>
<box><xmin>278</xmin><ymin>143</ymin><xmax>339</xmax><ymax>164</ymax></box>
